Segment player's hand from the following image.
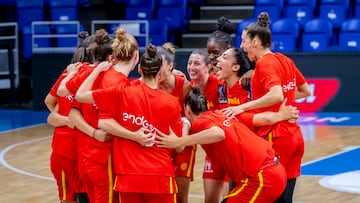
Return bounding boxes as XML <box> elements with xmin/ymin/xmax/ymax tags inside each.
<box><xmin>133</xmin><ymin>128</ymin><xmax>155</xmax><ymax>147</ymax></box>
<box><xmin>66</xmin><ymin>118</ymin><xmax>75</xmax><ymax>129</ymax></box>
<box><xmin>221</xmin><ymin>106</ymin><xmax>244</xmax><ymax>118</ymax></box>
<box><xmin>66</xmin><ymin>63</ymin><xmax>81</xmax><ymax>75</ymax></box>
<box><xmin>96</xmin><ymin>61</ymin><xmax>112</xmax><ymax>72</ymax></box>
<box><xmin>278</xmin><ymin>98</ymin><xmax>299</xmax><ymax>123</ymax></box>
<box><xmin>155</xmin><ymin>127</ymin><xmax>183</xmax><ymax>149</ymax></box>
<box><xmin>93</xmin><ymin>129</ymin><xmax>112</xmax><ymax>142</ymax></box>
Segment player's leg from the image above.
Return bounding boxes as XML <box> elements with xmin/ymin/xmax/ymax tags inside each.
<box><xmin>203</xmin><ymin>156</ymin><xmax>229</xmax><ymax>203</ymax></box>
<box><xmin>174</xmin><ymin>145</ymin><xmax>197</xmax><ymax>203</ymax></box>
<box><xmin>204</xmin><ymin>178</ymin><xmax>229</xmax><ymax>203</ymax></box>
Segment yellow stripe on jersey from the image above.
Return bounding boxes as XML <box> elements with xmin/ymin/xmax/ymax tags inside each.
<box><xmin>249</xmin><ymin>170</ymin><xmax>264</xmax><ymax>203</ymax></box>
<box><xmin>223</xmin><ymin>178</ymin><xmax>249</xmax><ymax>199</ymax></box>
<box><xmin>223</xmin><ymin>170</ymin><xmax>264</xmax><ymax>202</ymax></box>
<box><xmin>186</xmin><ymin>146</ymin><xmax>196</xmax><ymax>177</ymax></box>
<box><xmin>114</xmin><ymin>177</ymin><xmax>121</xmax><ymax>203</ymax></box>
<box><xmin>169</xmin><ymin>176</ymin><xmax>173</xmax><ymax>194</ymax></box>
<box><xmin>107</xmin><ymin>155</ymin><xmax>113</xmax><ymax>203</ymax></box>
<box><xmin>174</xmin><ymin>193</ymin><xmax>178</xmax><ymax>203</ymax></box>
<box><xmin>268</xmin><ymin>131</ymin><xmax>273</xmax><ymax>143</ymax></box>
<box><xmin>169</xmin><ymin>176</ymin><xmax>178</xmax><ymax>194</ymax></box>
<box><xmin>61</xmin><ymin>170</ymin><xmax>66</xmax><ymax>200</ymax></box>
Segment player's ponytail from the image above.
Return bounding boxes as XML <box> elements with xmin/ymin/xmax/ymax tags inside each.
<box><xmin>185</xmin><ymin>86</ymin><xmax>208</xmax><ymax>115</ymax></box>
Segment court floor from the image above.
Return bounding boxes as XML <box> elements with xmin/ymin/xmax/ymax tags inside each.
<box><xmin>0</xmin><ymin>110</ymin><xmax>359</xmax><ymax>203</ymax></box>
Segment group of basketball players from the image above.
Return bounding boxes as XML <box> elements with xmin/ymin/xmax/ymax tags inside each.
<box><xmin>45</xmin><ymin>11</ymin><xmax>311</xmax><ymax>203</ymax></box>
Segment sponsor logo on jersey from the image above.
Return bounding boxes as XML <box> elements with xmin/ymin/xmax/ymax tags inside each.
<box><xmin>222</xmin><ymin>116</ymin><xmax>238</xmax><ymax>127</ymax></box>
<box><xmin>283</xmin><ymin>78</ymin><xmax>296</xmax><ymax>93</ymax></box>
<box><xmin>203</xmin><ymin>159</ymin><xmax>214</xmax><ymax>173</ymax></box>
<box><xmin>122</xmin><ymin>112</ymin><xmax>155</xmax><ymax>131</ymax></box>
<box><xmin>223</xmin><ymin>118</ymin><xmax>230</xmax><ymax>127</ymax></box>
<box><xmin>65</xmin><ymin>95</ymin><xmax>74</xmax><ymax>102</ymax></box>
<box><xmin>122</xmin><ymin>112</ymin><xmax>155</xmax><ymax>147</ymax></box>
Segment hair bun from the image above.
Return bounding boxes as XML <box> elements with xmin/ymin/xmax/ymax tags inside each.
<box><xmin>216</xmin><ymin>16</ymin><xmax>235</xmax><ymax>35</ymax></box>
<box><xmin>162</xmin><ymin>42</ymin><xmax>175</xmax><ymax>55</ymax></box>
<box><xmin>94</xmin><ymin>29</ymin><xmax>111</xmax><ymax>44</ymax></box>
<box><xmin>146</xmin><ymin>44</ymin><xmax>157</xmax><ymax>58</ymax></box>
<box><xmin>192</xmin><ymin>85</ymin><xmax>202</xmax><ymax>95</ymax></box>
<box><xmin>115</xmin><ymin>27</ymin><xmax>127</xmax><ymax>41</ymax></box>
<box><xmin>257</xmin><ymin>12</ymin><xmax>270</xmax><ymax>27</ymax></box>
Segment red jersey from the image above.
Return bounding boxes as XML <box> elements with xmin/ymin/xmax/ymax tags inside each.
<box><xmin>70</xmin><ymin>66</ymin><xmax>129</xmax><ymax>164</ymax></box>
<box><xmin>236</xmin><ymin>112</ymin><xmax>255</xmax><ymax>131</ymax></box>
<box><xmin>65</xmin><ymin>63</ymin><xmax>94</xmax><ymax>95</ymax></box>
<box><xmin>251</xmin><ymin>53</ymin><xmax>306</xmax><ymax>137</ymax></box>
<box><xmin>132</xmin><ymin>76</ymin><xmax>186</xmax><ymax>107</ymax></box>
<box><xmin>217</xmin><ymin>80</ymin><xmax>254</xmax><ymax>131</ymax></box>
<box><xmin>191</xmin><ymin>74</ymin><xmax>220</xmax><ymax>110</ymax></box>
<box><xmin>218</xmin><ymin>80</ymin><xmax>249</xmax><ymax>109</ymax></box>
<box><xmin>129</xmin><ymin>78</ymin><xmax>141</xmax><ymax>86</ymax></box>
<box><xmin>191</xmin><ymin>110</ymin><xmax>276</xmax><ymax>183</ymax></box>
<box><xmin>49</xmin><ymin>70</ymin><xmax>77</xmax><ymax>159</ymax></box>
<box><xmin>170</xmin><ymin>75</ymin><xmax>186</xmax><ymax>110</ymax></box>
<box><xmin>92</xmin><ymin>82</ymin><xmax>182</xmax><ymax>193</ymax></box>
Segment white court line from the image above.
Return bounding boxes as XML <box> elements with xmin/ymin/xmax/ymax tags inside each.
<box><xmin>301</xmin><ymin>146</ymin><xmax>359</xmax><ymax>167</ymax></box>
<box><xmin>0</xmin><ymin>135</ymin><xmax>205</xmax><ymax>199</ymax></box>
<box><xmin>0</xmin><ymin>135</ymin><xmax>55</xmax><ymax>181</ymax></box>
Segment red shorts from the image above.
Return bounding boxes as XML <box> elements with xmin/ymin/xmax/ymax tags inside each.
<box><xmin>114</xmin><ymin>174</ymin><xmax>178</xmax><ymax>194</ymax></box>
<box><xmin>119</xmin><ymin>192</ymin><xmax>177</xmax><ymax>203</ymax></box>
<box><xmin>78</xmin><ymin>153</ymin><xmax>116</xmax><ymax>203</ymax></box>
<box><xmin>173</xmin><ymin>145</ymin><xmax>197</xmax><ymax>180</ymax></box>
<box><xmin>267</xmin><ymin>128</ymin><xmax>304</xmax><ymax>179</ymax></box>
<box><xmin>223</xmin><ymin>161</ymin><xmax>287</xmax><ymax>203</ymax></box>
<box><xmin>202</xmin><ymin>156</ymin><xmax>229</xmax><ymax>181</ymax></box>
<box><xmin>50</xmin><ymin>151</ymin><xmax>85</xmax><ymax>201</ymax></box>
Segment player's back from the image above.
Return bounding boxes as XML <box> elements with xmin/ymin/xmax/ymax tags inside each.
<box><xmin>114</xmin><ymin>82</ymin><xmax>182</xmax><ymax>175</ymax></box>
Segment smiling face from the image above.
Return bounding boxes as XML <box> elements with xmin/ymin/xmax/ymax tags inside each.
<box><xmin>216</xmin><ymin>48</ymin><xmax>239</xmax><ymax>80</ymax></box>
<box><xmin>187</xmin><ymin>53</ymin><xmax>209</xmax><ymax>82</ymax></box>
<box><xmin>240</xmin><ymin>30</ymin><xmax>257</xmax><ymax>62</ymax></box>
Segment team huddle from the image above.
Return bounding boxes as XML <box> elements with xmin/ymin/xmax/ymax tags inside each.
<box><xmin>45</xmin><ymin>12</ymin><xmax>311</xmax><ymax>203</ymax></box>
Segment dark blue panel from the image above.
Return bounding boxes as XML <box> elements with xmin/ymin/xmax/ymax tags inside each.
<box><xmin>301</xmin><ymin>147</ymin><xmax>360</xmax><ymax>176</ymax></box>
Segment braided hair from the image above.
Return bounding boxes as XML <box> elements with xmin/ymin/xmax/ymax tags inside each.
<box><xmin>140</xmin><ymin>44</ymin><xmax>163</xmax><ymax>78</ymax></box>
<box><xmin>208</xmin><ymin>16</ymin><xmax>235</xmax><ymax>48</ymax></box>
